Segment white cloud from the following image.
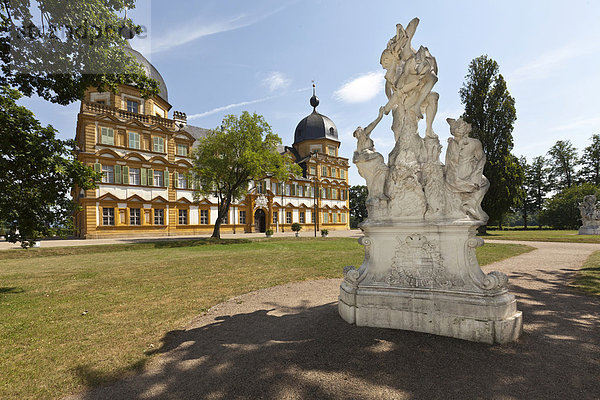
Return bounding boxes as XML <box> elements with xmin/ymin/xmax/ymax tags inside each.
<box><xmin>187</xmin><ymin>95</ymin><xmax>279</xmax><ymax>120</ymax></box>
<box><xmin>508</xmin><ymin>42</ymin><xmax>598</xmax><ymax>83</ymax></box>
<box><xmin>550</xmin><ymin>116</ymin><xmax>600</xmax><ymax>132</ymax></box>
<box><xmin>262</xmin><ymin>72</ymin><xmax>291</xmax><ymax>92</ymax></box>
<box><xmin>334</xmin><ymin>71</ymin><xmax>385</xmax><ymax>103</ymax></box>
<box><xmin>188</xmin><ymin>87</ymin><xmax>310</xmax><ymax>120</ymax></box>
<box><xmin>144</xmin><ymin>7</ymin><xmax>285</xmax><ymax>54</ymax></box>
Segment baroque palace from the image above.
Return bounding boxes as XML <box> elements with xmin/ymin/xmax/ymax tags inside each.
<box><xmin>74</xmin><ymin>45</ymin><xmax>350</xmax><ymax>238</ymax></box>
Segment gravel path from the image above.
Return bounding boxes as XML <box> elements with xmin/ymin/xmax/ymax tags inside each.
<box><xmin>67</xmin><ymin>240</ymin><xmax>600</xmax><ymax>400</ymax></box>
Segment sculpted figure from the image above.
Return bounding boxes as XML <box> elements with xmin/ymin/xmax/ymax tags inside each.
<box><xmin>445</xmin><ymin>118</ymin><xmax>489</xmax><ymax>221</ymax></box>
<box><xmin>579</xmin><ymin>195</ymin><xmax>600</xmax><ymax>227</ymax></box>
<box><xmin>353</xmin><ymin>107</ymin><xmax>389</xmax><ymax>217</ymax></box>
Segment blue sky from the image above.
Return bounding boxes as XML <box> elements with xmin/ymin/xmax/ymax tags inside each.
<box><xmin>20</xmin><ymin>0</ymin><xmax>600</xmax><ymax>185</ymax></box>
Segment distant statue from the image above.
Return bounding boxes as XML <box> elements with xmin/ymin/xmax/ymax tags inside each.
<box><xmin>578</xmin><ymin>195</ymin><xmax>600</xmax><ymax>234</ymax></box>
<box><xmin>445</xmin><ymin>118</ymin><xmax>489</xmax><ymax>221</ymax></box>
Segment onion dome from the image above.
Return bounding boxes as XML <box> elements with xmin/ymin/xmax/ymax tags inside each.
<box><xmin>123</xmin><ymin>42</ymin><xmax>169</xmax><ymax>104</ymax></box>
<box><xmin>293</xmin><ymin>84</ymin><xmax>339</xmax><ymax>145</ymax></box>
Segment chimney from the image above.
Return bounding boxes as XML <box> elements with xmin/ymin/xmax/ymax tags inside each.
<box><xmin>173</xmin><ymin>111</ymin><xmax>187</xmax><ymax>128</ymax></box>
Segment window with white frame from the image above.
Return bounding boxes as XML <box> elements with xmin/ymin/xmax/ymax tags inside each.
<box><xmin>153</xmin><ymin>170</ymin><xmax>163</xmax><ymax>187</ymax></box>
<box><xmin>129</xmin><ymin>208</ymin><xmax>141</xmax><ymax>225</ymax></box>
<box><xmin>328</xmin><ymin>146</ymin><xmax>336</xmax><ymax>156</ymax></box>
<box><xmin>310</xmin><ymin>166</ymin><xmax>316</xmax><ymax>175</ymax></box>
<box><xmin>332</xmin><ymin>188</ymin><xmax>338</xmax><ymax>200</ymax></box>
<box><xmin>178</xmin><ymin>209</ymin><xmax>188</xmax><ymax>225</ymax></box>
<box><xmin>126</xmin><ymin>99</ymin><xmax>139</xmax><ymax>113</ymax></box>
<box><xmin>285</xmin><ymin>184</ymin><xmax>291</xmax><ymax>196</ymax></box>
<box><xmin>333</xmin><ymin>213</ymin><xmax>338</xmax><ymax>223</ymax></box>
<box><xmin>239</xmin><ymin>210</ymin><xmax>246</xmax><ymax>224</ymax></box>
<box><xmin>323</xmin><ymin>213</ymin><xmax>329</xmax><ymax>223</ymax></box>
<box><xmin>129</xmin><ymin>168</ymin><xmax>140</xmax><ymax>185</ymax></box>
<box><xmin>102</xmin><ymin>208</ymin><xmax>115</xmax><ymax>225</ymax></box>
<box><xmin>176</xmin><ymin>144</ymin><xmax>188</xmax><ymax>156</ymax></box>
<box><xmin>341</xmin><ymin>213</ymin><xmax>346</xmax><ymax>223</ymax></box>
<box><xmin>222</xmin><ymin>212</ymin><xmax>228</xmax><ymax>224</ymax></box>
<box><xmin>299</xmin><ymin>212</ymin><xmax>305</xmax><ymax>224</ymax></box>
<box><xmin>154</xmin><ymin>209</ymin><xmax>164</xmax><ymax>225</ymax></box>
<box><xmin>200</xmin><ymin>210</ymin><xmax>209</xmax><ymax>224</ymax></box>
<box><xmin>153</xmin><ymin>137</ymin><xmax>164</xmax><ymax>153</ymax></box>
<box><xmin>340</xmin><ymin>169</ymin><xmax>345</xmax><ymax>179</ymax></box>
<box><xmin>286</xmin><ymin>211</ymin><xmax>292</xmax><ymax>224</ymax></box>
<box><xmin>273</xmin><ymin>212</ymin><xmax>278</xmax><ymax>224</ymax></box>
<box><xmin>101</xmin><ymin>165</ymin><xmax>114</xmax><ymax>183</ymax></box>
<box><xmin>100</xmin><ymin>127</ymin><xmax>114</xmax><ymax>145</ymax></box>
<box><xmin>177</xmin><ymin>173</ymin><xmax>187</xmax><ymax>189</ymax></box>
<box><xmin>321</xmin><ymin>166</ymin><xmax>327</xmax><ymax>176</ymax></box>
<box><xmin>128</xmin><ymin>132</ymin><xmax>140</xmax><ymax>149</ymax></box>
<box><xmin>311</xmin><ymin>211</ymin><xmax>315</xmax><ymax>223</ymax></box>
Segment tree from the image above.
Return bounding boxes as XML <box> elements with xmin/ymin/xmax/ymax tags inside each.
<box><xmin>547</xmin><ymin>140</ymin><xmax>579</xmax><ymax>190</ymax></box>
<box><xmin>459</xmin><ymin>55</ymin><xmax>524</xmax><ymax>228</ymax></box>
<box><xmin>539</xmin><ymin>183</ymin><xmax>600</xmax><ymax>229</ymax></box>
<box><xmin>580</xmin><ymin>134</ymin><xmax>600</xmax><ymax>186</ymax></box>
<box><xmin>192</xmin><ymin>112</ymin><xmax>301</xmax><ymax>239</ymax></box>
<box><xmin>349</xmin><ymin>185</ymin><xmax>367</xmax><ymax>228</ymax></box>
<box><xmin>0</xmin><ymin>0</ymin><xmax>159</xmax><ymax>104</ymax></box>
<box><xmin>519</xmin><ymin>156</ymin><xmax>549</xmax><ymax>229</ymax></box>
<box><xmin>0</xmin><ymin>87</ymin><xmax>99</xmax><ymax>247</ymax></box>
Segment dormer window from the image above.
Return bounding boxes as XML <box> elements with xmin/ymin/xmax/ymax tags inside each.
<box><xmin>126</xmin><ymin>99</ymin><xmax>139</xmax><ymax>114</ymax></box>
<box><xmin>177</xmin><ymin>144</ymin><xmax>188</xmax><ymax>156</ymax></box>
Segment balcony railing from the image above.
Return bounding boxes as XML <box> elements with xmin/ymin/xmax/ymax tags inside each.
<box><xmin>81</xmin><ymin>101</ymin><xmax>176</xmax><ymax>129</ymax></box>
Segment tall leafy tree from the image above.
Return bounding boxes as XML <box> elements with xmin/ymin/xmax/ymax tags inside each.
<box><xmin>539</xmin><ymin>183</ymin><xmax>600</xmax><ymax>229</ymax></box>
<box><xmin>580</xmin><ymin>134</ymin><xmax>600</xmax><ymax>186</ymax></box>
<box><xmin>349</xmin><ymin>185</ymin><xmax>367</xmax><ymax>228</ymax></box>
<box><xmin>0</xmin><ymin>87</ymin><xmax>99</xmax><ymax>247</ymax></box>
<box><xmin>518</xmin><ymin>156</ymin><xmax>550</xmax><ymax>229</ymax></box>
<box><xmin>547</xmin><ymin>140</ymin><xmax>579</xmax><ymax>190</ymax></box>
<box><xmin>192</xmin><ymin>112</ymin><xmax>301</xmax><ymax>239</ymax></box>
<box><xmin>459</xmin><ymin>55</ymin><xmax>524</xmax><ymax>227</ymax></box>
<box><xmin>0</xmin><ymin>0</ymin><xmax>159</xmax><ymax>104</ymax></box>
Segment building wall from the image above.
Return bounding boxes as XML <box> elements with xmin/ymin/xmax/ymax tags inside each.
<box><xmin>74</xmin><ymin>85</ymin><xmax>350</xmax><ymax>239</ymax></box>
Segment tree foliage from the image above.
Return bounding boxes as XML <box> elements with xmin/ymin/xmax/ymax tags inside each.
<box><xmin>539</xmin><ymin>183</ymin><xmax>600</xmax><ymax>229</ymax></box>
<box><xmin>0</xmin><ymin>87</ymin><xmax>99</xmax><ymax>247</ymax></box>
<box><xmin>580</xmin><ymin>134</ymin><xmax>600</xmax><ymax>186</ymax></box>
<box><xmin>547</xmin><ymin>140</ymin><xmax>579</xmax><ymax>190</ymax></box>
<box><xmin>459</xmin><ymin>55</ymin><xmax>524</xmax><ymax>226</ymax></box>
<box><xmin>518</xmin><ymin>156</ymin><xmax>549</xmax><ymax>228</ymax></box>
<box><xmin>192</xmin><ymin>112</ymin><xmax>301</xmax><ymax>238</ymax></box>
<box><xmin>349</xmin><ymin>185</ymin><xmax>367</xmax><ymax>228</ymax></box>
<box><xmin>0</xmin><ymin>0</ymin><xmax>159</xmax><ymax>104</ymax></box>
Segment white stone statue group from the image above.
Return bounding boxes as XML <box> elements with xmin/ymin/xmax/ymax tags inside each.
<box><xmin>579</xmin><ymin>195</ymin><xmax>600</xmax><ymax>235</ymax></box>
<box><xmin>353</xmin><ymin>17</ymin><xmax>489</xmax><ymax>223</ymax></box>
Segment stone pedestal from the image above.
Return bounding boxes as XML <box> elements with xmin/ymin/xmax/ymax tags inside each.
<box><xmin>339</xmin><ymin>221</ymin><xmax>522</xmax><ymax>344</ymax></box>
<box><xmin>579</xmin><ymin>225</ymin><xmax>600</xmax><ymax>235</ymax></box>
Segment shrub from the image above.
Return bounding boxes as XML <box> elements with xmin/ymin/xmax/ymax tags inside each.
<box><xmin>539</xmin><ymin>183</ymin><xmax>600</xmax><ymax>229</ymax></box>
<box><xmin>291</xmin><ymin>223</ymin><xmax>302</xmax><ymax>232</ymax></box>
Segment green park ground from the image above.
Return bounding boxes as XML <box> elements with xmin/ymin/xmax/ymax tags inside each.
<box><xmin>0</xmin><ymin>234</ymin><xmax>598</xmax><ymax>399</ymax></box>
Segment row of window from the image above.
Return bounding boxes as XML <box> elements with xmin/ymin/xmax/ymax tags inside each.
<box><xmin>97</xmin><ymin>164</ymin><xmax>193</xmax><ymax>188</ymax></box>
<box><xmin>257</xmin><ymin>181</ymin><xmax>348</xmax><ymax>200</ymax></box>
<box><xmin>102</xmin><ymin>207</ymin><xmax>346</xmax><ymax>227</ymax></box>
<box><xmin>307</xmin><ymin>165</ymin><xmax>346</xmax><ymax>179</ymax></box>
<box><xmin>99</xmin><ymin>127</ymin><xmax>189</xmax><ymax>156</ymax></box>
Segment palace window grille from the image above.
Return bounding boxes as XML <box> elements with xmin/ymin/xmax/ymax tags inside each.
<box><xmin>126</xmin><ymin>100</ymin><xmax>139</xmax><ymax>113</ymax></box>
<box><xmin>179</xmin><ymin>209</ymin><xmax>188</xmax><ymax>225</ymax></box>
<box><xmin>239</xmin><ymin>211</ymin><xmax>246</xmax><ymax>224</ymax></box>
<box><xmin>129</xmin><ymin>208</ymin><xmax>141</xmax><ymax>225</ymax></box>
<box><xmin>286</xmin><ymin>211</ymin><xmax>292</xmax><ymax>224</ymax></box>
<box><xmin>101</xmin><ymin>165</ymin><xmax>114</xmax><ymax>183</ymax></box>
<box><xmin>154</xmin><ymin>209</ymin><xmax>164</xmax><ymax>225</ymax></box>
<box><xmin>299</xmin><ymin>212</ymin><xmax>305</xmax><ymax>224</ymax></box>
<box><xmin>200</xmin><ymin>210</ymin><xmax>209</xmax><ymax>224</ymax></box>
<box><xmin>102</xmin><ymin>208</ymin><xmax>115</xmax><ymax>225</ymax></box>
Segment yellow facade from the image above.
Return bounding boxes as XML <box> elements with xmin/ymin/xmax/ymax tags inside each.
<box><xmin>74</xmin><ymin>85</ymin><xmax>350</xmax><ymax>238</ymax></box>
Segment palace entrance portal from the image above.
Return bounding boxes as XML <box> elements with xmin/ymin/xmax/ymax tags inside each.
<box><xmin>254</xmin><ymin>209</ymin><xmax>266</xmax><ymax>232</ymax></box>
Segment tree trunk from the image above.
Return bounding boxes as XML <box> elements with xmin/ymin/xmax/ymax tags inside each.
<box><xmin>211</xmin><ymin>196</ymin><xmax>232</xmax><ymax>239</ymax></box>
<box><xmin>523</xmin><ymin>210</ymin><xmax>528</xmax><ymax>230</ymax></box>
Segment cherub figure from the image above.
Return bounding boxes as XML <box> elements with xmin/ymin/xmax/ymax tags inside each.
<box><xmin>353</xmin><ymin>106</ymin><xmax>385</xmax><ymax>153</ymax></box>
<box><xmin>445</xmin><ymin>117</ymin><xmax>489</xmax><ymax>221</ymax></box>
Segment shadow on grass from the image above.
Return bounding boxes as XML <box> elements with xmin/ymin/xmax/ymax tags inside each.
<box><xmin>73</xmin><ymin>269</ymin><xmax>600</xmax><ymax>400</ymax></box>
<box><xmin>0</xmin><ymin>287</ymin><xmax>24</xmax><ymax>294</ymax></box>
<box><xmin>0</xmin><ymin>238</ymin><xmax>252</xmax><ymax>260</ymax></box>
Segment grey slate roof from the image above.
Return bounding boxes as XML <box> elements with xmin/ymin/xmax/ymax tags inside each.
<box><xmin>125</xmin><ymin>43</ymin><xmax>169</xmax><ymax>104</ymax></box>
<box><xmin>294</xmin><ymin>110</ymin><xmax>339</xmax><ymax>145</ymax></box>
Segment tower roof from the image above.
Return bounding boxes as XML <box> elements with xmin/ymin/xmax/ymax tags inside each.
<box><xmin>124</xmin><ymin>42</ymin><xmax>169</xmax><ymax>104</ymax></box>
<box><xmin>293</xmin><ymin>85</ymin><xmax>339</xmax><ymax>145</ymax></box>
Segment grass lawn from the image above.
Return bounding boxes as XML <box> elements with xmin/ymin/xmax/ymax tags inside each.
<box><xmin>480</xmin><ymin>229</ymin><xmax>600</xmax><ymax>243</ymax></box>
<box><xmin>572</xmin><ymin>250</ymin><xmax>600</xmax><ymax>295</ymax></box>
<box><xmin>0</xmin><ymin>238</ymin><xmax>533</xmax><ymax>400</ymax></box>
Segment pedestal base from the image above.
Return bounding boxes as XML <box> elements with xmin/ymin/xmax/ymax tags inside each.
<box><xmin>579</xmin><ymin>226</ymin><xmax>600</xmax><ymax>235</ymax></box>
<box><xmin>339</xmin><ymin>286</ymin><xmax>522</xmax><ymax>344</ymax></box>
<box><xmin>338</xmin><ymin>221</ymin><xmax>523</xmax><ymax>344</ymax></box>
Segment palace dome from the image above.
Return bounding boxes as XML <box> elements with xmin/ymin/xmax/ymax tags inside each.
<box><xmin>124</xmin><ymin>42</ymin><xmax>169</xmax><ymax>104</ymax></box>
<box><xmin>293</xmin><ymin>89</ymin><xmax>339</xmax><ymax>145</ymax></box>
